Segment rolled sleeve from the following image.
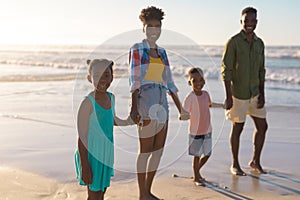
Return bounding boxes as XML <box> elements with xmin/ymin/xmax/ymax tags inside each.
<box><xmin>165</xmin><ymin>65</ymin><xmax>178</xmax><ymax>94</ymax></box>
<box><xmin>129</xmin><ymin>48</ymin><xmax>141</xmax><ymax>92</ymax></box>
<box><xmin>160</xmin><ymin>50</ymin><xmax>178</xmax><ymax>94</ymax></box>
<box><xmin>221</xmin><ymin>39</ymin><xmax>235</xmax><ymax>81</ymax></box>
<box><xmin>259</xmin><ymin>47</ymin><xmax>266</xmax><ymax>82</ymax></box>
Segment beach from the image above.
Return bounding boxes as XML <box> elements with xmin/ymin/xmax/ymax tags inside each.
<box><xmin>1</xmin><ymin>74</ymin><xmax>300</xmax><ymax>199</ymax></box>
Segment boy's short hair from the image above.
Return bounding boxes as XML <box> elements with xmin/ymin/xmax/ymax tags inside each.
<box><xmin>188</xmin><ymin>67</ymin><xmax>204</xmax><ymax>79</ymax></box>
<box><xmin>241</xmin><ymin>7</ymin><xmax>257</xmax><ymax>16</ymax></box>
<box><xmin>87</xmin><ymin>59</ymin><xmax>114</xmax><ymax>74</ymax></box>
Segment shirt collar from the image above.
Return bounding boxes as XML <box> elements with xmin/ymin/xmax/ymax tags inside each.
<box><xmin>142</xmin><ymin>39</ymin><xmax>163</xmax><ymax>51</ymax></box>
<box><xmin>240</xmin><ymin>30</ymin><xmax>258</xmax><ymax>41</ymax></box>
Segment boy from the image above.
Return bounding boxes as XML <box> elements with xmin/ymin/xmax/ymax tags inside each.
<box><xmin>181</xmin><ymin>67</ymin><xmax>222</xmax><ymax>186</ymax></box>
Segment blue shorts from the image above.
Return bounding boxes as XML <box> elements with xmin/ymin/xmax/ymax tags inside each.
<box><xmin>138</xmin><ymin>83</ymin><xmax>169</xmax><ymax>123</ymax></box>
<box><xmin>188</xmin><ymin>133</ymin><xmax>212</xmax><ymax>157</ymax></box>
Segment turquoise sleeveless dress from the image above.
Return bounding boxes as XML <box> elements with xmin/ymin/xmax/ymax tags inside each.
<box><xmin>75</xmin><ymin>92</ymin><xmax>115</xmax><ymax>192</ymax></box>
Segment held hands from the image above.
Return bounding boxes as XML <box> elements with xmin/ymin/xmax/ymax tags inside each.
<box><xmin>125</xmin><ymin>115</ymin><xmax>136</xmax><ymax>125</ymax></box>
<box><xmin>224</xmin><ymin>96</ymin><xmax>233</xmax><ymax>110</ymax></box>
<box><xmin>179</xmin><ymin>109</ymin><xmax>190</xmax><ymax>120</ymax></box>
<box><xmin>129</xmin><ymin>106</ymin><xmax>141</xmax><ymax>125</ymax></box>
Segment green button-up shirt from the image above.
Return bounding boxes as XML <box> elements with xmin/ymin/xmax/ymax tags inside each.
<box><xmin>221</xmin><ymin>30</ymin><xmax>265</xmax><ymax>99</ymax></box>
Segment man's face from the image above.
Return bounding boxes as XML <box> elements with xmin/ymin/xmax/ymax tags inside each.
<box><xmin>241</xmin><ymin>12</ymin><xmax>257</xmax><ymax>34</ymax></box>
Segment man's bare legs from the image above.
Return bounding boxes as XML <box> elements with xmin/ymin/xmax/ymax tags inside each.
<box><xmin>230</xmin><ymin>116</ymin><xmax>267</xmax><ymax>175</ymax></box>
<box><xmin>230</xmin><ymin>122</ymin><xmax>246</xmax><ymax>176</ymax></box>
<box><xmin>249</xmin><ymin>116</ymin><xmax>268</xmax><ymax>173</ymax></box>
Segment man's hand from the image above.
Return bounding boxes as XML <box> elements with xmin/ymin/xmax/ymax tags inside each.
<box><xmin>257</xmin><ymin>94</ymin><xmax>265</xmax><ymax>109</ymax></box>
<box><xmin>224</xmin><ymin>96</ymin><xmax>233</xmax><ymax>110</ymax></box>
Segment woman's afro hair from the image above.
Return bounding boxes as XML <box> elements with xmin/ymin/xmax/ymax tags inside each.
<box><xmin>139</xmin><ymin>6</ymin><xmax>165</xmax><ymax>25</ymax></box>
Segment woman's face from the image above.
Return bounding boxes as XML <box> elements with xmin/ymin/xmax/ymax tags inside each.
<box><xmin>145</xmin><ymin>19</ymin><xmax>161</xmax><ymax>44</ymax></box>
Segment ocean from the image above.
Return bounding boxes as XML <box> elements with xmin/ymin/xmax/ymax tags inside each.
<box><xmin>1</xmin><ymin>44</ymin><xmax>300</xmax><ymax>106</ymax></box>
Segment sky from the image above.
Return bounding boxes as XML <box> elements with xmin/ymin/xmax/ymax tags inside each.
<box><xmin>0</xmin><ymin>0</ymin><xmax>299</xmax><ymax>46</ymax></box>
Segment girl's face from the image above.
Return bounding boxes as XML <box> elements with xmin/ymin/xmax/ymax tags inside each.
<box><xmin>241</xmin><ymin>12</ymin><xmax>257</xmax><ymax>34</ymax></box>
<box><xmin>88</xmin><ymin>66</ymin><xmax>113</xmax><ymax>93</ymax></box>
<box><xmin>189</xmin><ymin>73</ymin><xmax>205</xmax><ymax>95</ymax></box>
<box><xmin>145</xmin><ymin>19</ymin><xmax>161</xmax><ymax>44</ymax></box>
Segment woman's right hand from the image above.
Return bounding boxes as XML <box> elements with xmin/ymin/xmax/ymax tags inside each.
<box><xmin>130</xmin><ymin>89</ymin><xmax>141</xmax><ymax>125</ymax></box>
<box><xmin>130</xmin><ymin>106</ymin><xmax>141</xmax><ymax>125</ymax></box>
<box><xmin>82</xmin><ymin>166</ymin><xmax>92</xmax><ymax>185</ymax></box>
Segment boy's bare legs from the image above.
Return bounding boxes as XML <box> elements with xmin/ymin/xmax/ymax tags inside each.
<box><xmin>198</xmin><ymin>155</ymin><xmax>209</xmax><ymax>179</ymax></box>
<box><xmin>87</xmin><ymin>187</ymin><xmax>105</xmax><ymax>200</ymax></box>
<box><xmin>249</xmin><ymin>116</ymin><xmax>268</xmax><ymax>173</ymax></box>
<box><xmin>193</xmin><ymin>155</ymin><xmax>209</xmax><ymax>186</ymax></box>
<box><xmin>230</xmin><ymin>122</ymin><xmax>246</xmax><ymax>176</ymax></box>
<box><xmin>193</xmin><ymin>156</ymin><xmax>201</xmax><ymax>181</ymax></box>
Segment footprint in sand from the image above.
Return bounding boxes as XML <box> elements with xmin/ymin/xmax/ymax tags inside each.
<box><xmin>54</xmin><ymin>191</ymin><xmax>69</xmax><ymax>199</ymax></box>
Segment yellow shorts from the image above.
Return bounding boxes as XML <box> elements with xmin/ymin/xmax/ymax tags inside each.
<box><xmin>226</xmin><ymin>96</ymin><xmax>266</xmax><ymax>123</ymax></box>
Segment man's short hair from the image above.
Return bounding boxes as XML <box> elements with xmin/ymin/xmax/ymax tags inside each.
<box><xmin>242</xmin><ymin>7</ymin><xmax>257</xmax><ymax>16</ymax></box>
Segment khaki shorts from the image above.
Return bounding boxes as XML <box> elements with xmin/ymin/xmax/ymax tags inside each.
<box><xmin>226</xmin><ymin>96</ymin><xmax>266</xmax><ymax>123</ymax></box>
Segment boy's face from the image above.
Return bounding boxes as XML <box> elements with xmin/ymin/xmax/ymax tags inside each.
<box><xmin>88</xmin><ymin>65</ymin><xmax>113</xmax><ymax>92</ymax></box>
<box><xmin>241</xmin><ymin>12</ymin><xmax>257</xmax><ymax>34</ymax></box>
<box><xmin>188</xmin><ymin>73</ymin><xmax>205</xmax><ymax>94</ymax></box>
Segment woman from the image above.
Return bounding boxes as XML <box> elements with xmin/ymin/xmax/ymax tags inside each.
<box><xmin>129</xmin><ymin>6</ymin><xmax>187</xmax><ymax>200</ymax></box>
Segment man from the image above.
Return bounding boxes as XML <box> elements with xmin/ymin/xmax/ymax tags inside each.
<box><xmin>221</xmin><ymin>7</ymin><xmax>268</xmax><ymax>176</ymax></box>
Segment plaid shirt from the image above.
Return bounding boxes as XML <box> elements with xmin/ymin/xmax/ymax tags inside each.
<box><xmin>129</xmin><ymin>39</ymin><xmax>178</xmax><ymax>94</ymax></box>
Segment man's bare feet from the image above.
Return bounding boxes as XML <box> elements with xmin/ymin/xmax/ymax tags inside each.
<box><xmin>149</xmin><ymin>193</ymin><xmax>161</xmax><ymax>200</ymax></box>
<box><xmin>230</xmin><ymin>166</ymin><xmax>246</xmax><ymax>176</ymax></box>
<box><xmin>199</xmin><ymin>175</ymin><xmax>206</xmax><ymax>181</ymax></box>
<box><xmin>194</xmin><ymin>179</ymin><xmax>206</xmax><ymax>187</ymax></box>
<box><xmin>249</xmin><ymin>161</ymin><xmax>267</xmax><ymax>174</ymax></box>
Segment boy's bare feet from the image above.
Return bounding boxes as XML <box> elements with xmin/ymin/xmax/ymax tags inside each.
<box><xmin>230</xmin><ymin>166</ymin><xmax>246</xmax><ymax>176</ymax></box>
<box><xmin>249</xmin><ymin>161</ymin><xmax>267</xmax><ymax>174</ymax></box>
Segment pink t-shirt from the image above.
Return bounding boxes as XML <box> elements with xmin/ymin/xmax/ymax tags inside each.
<box><xmin>183</xmin><ymin>91</ymin><xmax>212</xmax><ymax>135</ymax></box>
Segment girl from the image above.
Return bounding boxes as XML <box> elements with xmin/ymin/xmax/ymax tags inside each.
<box><xmin>75</xmin><ymin>59</ymin><xmax>130</xmax><ymax>200</ymax></box>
